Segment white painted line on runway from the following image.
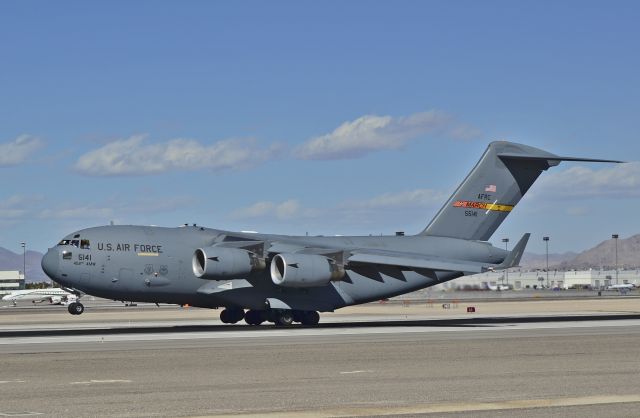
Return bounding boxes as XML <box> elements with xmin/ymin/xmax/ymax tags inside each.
<box><xmin>0</xmin><ymin>380</ymin><xmax>25</xmax><ymax>384</ymax></box>
<box><xmin>3</xmin><ymin>319</ymin><xmax>640</xmax><ymax>346</ymax></box>
<box><xmin>339</xmin><ymin>370</ymin><xmax>373</xmax><ymax>375</ymax></box>
<box><xmin>0</xmin><ymin>413</ymin><xmax>44</xmax><ymax>417</ymax></box>
<box><xmin>69</xmin><ymin>379</ymin><xmax>132</xmax><ymax>385</ymax></box>
<box><xmin>198</xmin><ymin>394</ymin><xmax>640</xmax><ymax>417</ymax></box>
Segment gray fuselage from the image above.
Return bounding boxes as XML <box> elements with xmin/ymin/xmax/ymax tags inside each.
<box><xmin>41</xmin><ymin>224</ymin><xmax>506</xmax><ymax>312</ymax></box>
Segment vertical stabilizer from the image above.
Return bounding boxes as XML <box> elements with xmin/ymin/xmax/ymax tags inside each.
<box><xmin>420</xmin><ymin>141</ymin><xmax>620</xmax><ymax>241</ymax></box>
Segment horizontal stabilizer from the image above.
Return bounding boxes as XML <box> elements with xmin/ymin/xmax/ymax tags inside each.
<box><xmin>498</xmin><ymin>153</ymin><xmax>624</xmax><ymax>164</ymax></box>
<box><xmin>495</xmin><ymin>233</ymin><xmax>530</xmax><ymax>270</ymax></box>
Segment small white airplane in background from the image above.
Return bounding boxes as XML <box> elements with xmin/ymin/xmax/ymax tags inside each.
<box><xmin>606</xmin><ymin>283</ymin><xmax>636</xmax><ymax>291</ymax></box>
<box><xmin>2</xmin><ymin>288</ymin><xmax>77</xmax><ymax>306</ymax></box>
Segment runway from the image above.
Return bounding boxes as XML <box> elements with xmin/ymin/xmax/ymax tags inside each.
<box><xmin>2</xmin><ymin>301</ymin><xmax>640</xmax><ymax>417</ymax></box>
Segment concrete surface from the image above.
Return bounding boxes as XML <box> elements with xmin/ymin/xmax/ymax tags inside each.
<box><xmin>1</xmin><ymin>300</ymin><xmax>640</xmax><ymax>417</ymax></box>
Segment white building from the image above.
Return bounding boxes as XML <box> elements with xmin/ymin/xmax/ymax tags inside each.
<box><xmin>435</xmin><ymin>269</ymin><xmax>640</xmax><ymax>290</ymax></box>
<box><xmin>0</xmin><ymin>270</ymin><xmax>25</xmax><ymax>295</ymax></box>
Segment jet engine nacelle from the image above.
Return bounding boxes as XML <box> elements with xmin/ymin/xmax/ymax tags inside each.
<box><xmin>193</xmin><ymin>246</ymin><xmax>264</xmax><ymax>279</ymax></box>
<box><xmin>270</xmin><ymin>253</ymin><xmax>344</xmax><ymax>288</ymax></box>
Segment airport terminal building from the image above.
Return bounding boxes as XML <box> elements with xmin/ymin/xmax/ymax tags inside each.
<box><xmin>0</xmin><ymin>270</ymin><xmax>25</xmax><ymax>295</ymax></box>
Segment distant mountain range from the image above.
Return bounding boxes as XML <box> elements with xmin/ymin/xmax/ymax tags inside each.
<box><xmin>0</xmin><ymin>234</ymin><xmax>638</xmax><ymax>282</ymax></box>
<box><xmin>520</xmin><ymin>234</ymin><xmax>640</xmax><ymax>270</ymax></box>
<box><xmin>519</xmin><ymin>251</ymin><xmax>578</xmax><ymax>270</ymax></box>
<box><xmin>0</xmin><ymin>247</ymin><xmax>48</xmax><ymax>283</ymax></box>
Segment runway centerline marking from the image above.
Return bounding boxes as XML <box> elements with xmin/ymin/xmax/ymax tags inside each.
<box><xmin>69</xmin><ymin>379</ymin><xmax>132</xmax><ymax>385</ymax></box>
<box><xmin>0</xmin><ymin>380</ymin><xmax>26</xmax><ymax>384</ymax></box>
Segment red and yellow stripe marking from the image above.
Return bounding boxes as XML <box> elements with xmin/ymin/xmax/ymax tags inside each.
<box><xmin>453</xmin><ymin>200</ymin><xmax>513</xmax><ymax>212</ymax></box>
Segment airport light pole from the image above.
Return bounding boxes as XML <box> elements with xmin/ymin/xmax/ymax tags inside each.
<box><xmin>20</xmin><ymin>242</ymin><xmax>26</xmax><ymax>289</ymax></box>
<box><xmin>502</xmin><ymin>238</ymin><xmax>509</xmax><ymax>285</ymax></box>
<box><xmin>543</xmin><ymin>236</ymin><xmax>550</xmax><ymax>288</ymax></box>
<box><xmin>612</xmin><ymin>234</ymin><xmax>619</xmax><ymax>285</ymax></box>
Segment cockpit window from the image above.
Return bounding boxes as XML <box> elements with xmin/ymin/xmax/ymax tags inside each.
<box><xmin>57</xmin><ymin>238</ymin><xmax>90</xmax><ymax>249</ymax></box>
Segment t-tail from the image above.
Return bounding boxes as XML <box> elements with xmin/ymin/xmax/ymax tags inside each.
<box><xmin>420</xmin><ymin>141</ymin><xmax>622</xmax><ymax>241</ymax></box>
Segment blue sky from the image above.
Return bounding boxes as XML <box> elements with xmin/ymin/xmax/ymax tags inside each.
<box><xmin>1</xmin><ymin>1</ymin><xmax>639</xmax><ymax>254</ymax></box>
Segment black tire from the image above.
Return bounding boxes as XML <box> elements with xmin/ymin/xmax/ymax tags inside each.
<box><xmin>301</xmin><ymin>311</ymin><xmax>320</xmax><ymax>326</ymax></box>
<box><xmin>292</xmin><ymin>310</ymin><xmax>304</xmax><ymax>323</ymax></box>
<box><xmin>227</xmin><ymin>308</ymin><xmax>244</xmax><ymax>324</ymax></box>
<box><xmin>74</xmin><ymin>303</ymin><xmax>85</xmax><ymax>315</ymax></box>
<box><xmin>245</xmin><ymin>310</ymin><xmax>258</xmax><ymax>325</ymax></box>
<box><xmin>276</xmin><ymin>311</ymin><xmax>294</xmax><ymax>326</ymax></box>
<box><xmin>220</xmin><ymin>309</ymin><xmax>231</xmax><ymax>324</ymax></box>
<box><xmin>68</xmin><ymin>302</ymin><xmax>84</xmax><ymax>315</ymax></box>
<box><xmin>246</xmin><ymin>310</ymin><xmax>266</xmax><ymax>326</ymax></box>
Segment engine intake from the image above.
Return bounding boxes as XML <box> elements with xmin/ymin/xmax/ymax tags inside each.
<box><xmin>193</xmin><ymin>246</ymin><xmax>264</xmax><ymax>279</ymax></box>
<box><xmin>270</xmin><ymin>253</ymin><xmax>344</xmax><ymax>288</ymax></box>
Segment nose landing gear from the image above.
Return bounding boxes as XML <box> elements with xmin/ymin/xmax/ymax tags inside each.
<box><xmin>67</xmin><ymin>302</ymin><xmax>84</xmax><ymax>315</ymax></box>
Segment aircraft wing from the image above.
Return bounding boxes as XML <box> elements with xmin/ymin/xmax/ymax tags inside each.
<box><xmin>347</xmin><ymin>233</ymin><xmax>530</xmax><ymax>275</ymax></box>
<box><xmin>221</xmin><ymin>232</ymin><xmax>530</xmax><ymax>275</ymax></box>
<box><xmin>347</xmin><ymin>251</ymin><xmax>488</xmax><ymax>274</ymax></box>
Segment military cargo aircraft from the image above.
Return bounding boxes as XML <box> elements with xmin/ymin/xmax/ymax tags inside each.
<box><xmin>41</xmin><ymin>141</ymin><xmax>620</xmax><ymax>325</ymax></box>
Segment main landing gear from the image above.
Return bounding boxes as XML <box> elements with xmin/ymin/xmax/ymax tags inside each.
<box><xmin>218</xmin><ymin>308</ymin><xmax>320</xmax><ymax>326</ymax></box>
<box><xmin>67</xmin><ymin>302</ymin><xmax>84</xmax><ymax>315</ymax></box>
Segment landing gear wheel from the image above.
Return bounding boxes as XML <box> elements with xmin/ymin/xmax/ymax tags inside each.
<box><xmin>220</xmin><ymin>309</ymin><xmax>231</xmax><ymax>324</ymax></box>
<box><xmin>220</xmin><ymin>308</ymin><xmax>245</xmax><ymax>324</ymax></box>
<box><xmin>68</xmin><ymin>302</ymin><xmax>84</xmax><ymax>315</ymax></box>
<box><xmin>275</xmin><ymin>311</ymin><xmax>294</xmax><ymax>326</ymax></box>
<box><xmin>245</xmin><ymin>310</ymin><xmax>265</xmax><ymax>326</ymax></box>
<box><xmin>300</xmin><ymin>311</ymin><xmax>320</xmax><ymax>326</ymax></box>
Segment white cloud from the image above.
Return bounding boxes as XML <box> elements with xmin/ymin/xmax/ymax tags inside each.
<box><xmin>0</xmin><ymin>195</ymin><xmax>43</xmax><ymax>219</ymax></box>
<box><xmin>534</xmin><ymin>162</ymin><xmax>640</xmax><ymax>199</ymax></box>
<box><xmin>231</xmin><ymin>189</ymin><xmax>447</xmax><ymax>223</ymax></box>
<box><xmin>36</xmin><ymin>195</ymin><xmax>197</xmax><ymax>220</ymax></box>
<box><xmin>75</xmin><ymin>135</ymin><xmax>276</xmax><ymax>176</ymax></box>
<box><xmin>294</xmin><ymin>110</ymin><xmax>480</xmax><ymax>160</ymax></box>
<box><xmin>231</xmin><ymin>199</ymin><xmax>303</xmax><ymax>220</ymax></box>
<box><xmin>340</xmin><ymin>189</ymin><xmax>448</xmax><ymax>210</ymax></box>
<box><xmin>566</xmin><ymin>206</ymin><xmax>588</xmax><ymax>216</ymax></box>
<box><xmin>0</xmin><ymin>135</ymin><xmax>44</xmax><ymax>166</ymax></box>
<box><xmin>0</xmin><ymin>192</ymin><xmax>194</xmax><ymax>222</ymax></box>
<box><xmin>38</xmin><ymin>206</ymin><xmax>115</xmax><ymax>220</ymax></box>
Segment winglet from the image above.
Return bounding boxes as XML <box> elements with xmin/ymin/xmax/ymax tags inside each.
<box><xmin>495</xmin><ymin>233</ymin><xmax>530</xmax><ymax>270</ymax></box>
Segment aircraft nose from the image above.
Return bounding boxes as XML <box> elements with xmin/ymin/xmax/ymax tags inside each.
<box><xmin>41</xmin><ymin>248</ymin><xmax>59</xmax><ymax>279</ymax></box>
